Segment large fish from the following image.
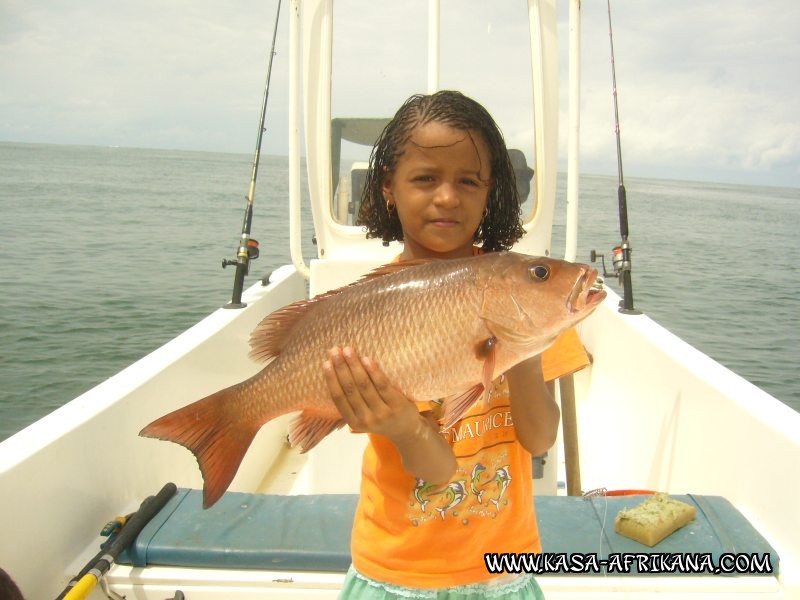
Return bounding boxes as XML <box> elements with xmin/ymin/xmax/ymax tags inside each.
<box><xmin>141</xmin><ymin>252</ymin><xmax>606</xmax><ymax>507</ymax></box>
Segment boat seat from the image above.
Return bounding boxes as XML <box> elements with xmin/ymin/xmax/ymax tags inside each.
<box><xmin>119</xmin><ymin>490</ymin><xmax>357</xmax><ymax>572</ymax></box>
<box><xmin>117</xmin><ymin>489</ymin><xmax>778</xmax><ymax>576</ymax></box>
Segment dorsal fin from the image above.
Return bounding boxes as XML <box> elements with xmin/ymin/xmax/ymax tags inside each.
<box><xmin>249</xmin><ymin>258</ymin><xmax>436</xmax><ymax>363</ymax></box>
<box><xmin>360</xmin><ymin>258</ymin><xmax>436</xmax><ymax>279</ymax></box>
<box><xmin>248</xmin><ymin>298</ymin><xmax>316</xmax><ymax>362</ymax></box>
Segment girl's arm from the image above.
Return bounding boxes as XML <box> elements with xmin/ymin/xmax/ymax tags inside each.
<box><xmin>323</xmin><ymin>346</ymin><xmax>457</xmax><ymax>484</ymax></box>
<box><xmin>505</xmin><ymin>355</ymin><xmax>561</xmax><ymax>456</ymax></box>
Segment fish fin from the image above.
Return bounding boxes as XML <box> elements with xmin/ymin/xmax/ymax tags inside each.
<box><xmin>288</xmin><ymin>410</ymin><xmax>346</xmax><ymax>452</ymax></box>
<box><xmin>140</xmin><ymin>386</ymin><xmax>260</xmax><ymax>509</ymax></box>
<box><xmin>249</xmin><ymin>259</ymin><xmax>437</xmax><ymax>363</ymax></box>
<box><xmin>476</xmin><ymin>337</ymin><xmax>497</xmax><ymax>402</ymax></box>
<box><xmin>358</xmin><ymin>258</ymin><xmax>437</xmax><ymax>280</ymax></box>
<box><xmin>249</xmin><ymin>286</ymin><xmax>362</xmax><ymax>362</ymax></box>
<box><xmin>440</xmin><ymin>384</ymin><xmax>484</xmax><ymax>431</ymax></box>
<box><xmin>248</xmin><ymin>298</ymin><xmax>318</xmax><ymax>362</ymax></box>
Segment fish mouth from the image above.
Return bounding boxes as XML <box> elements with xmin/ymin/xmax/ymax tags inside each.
<box><xmin>567</xmin><ymin>268</ymin><xmax>607</xmax><ymax>313</ymax></box>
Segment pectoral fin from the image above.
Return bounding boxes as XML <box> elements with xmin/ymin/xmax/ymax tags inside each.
<box><xmin>440</xmin><ymin>384</ymin><xmax>484</xmax><ymax>431</ymax></box>
<box><xmin>477</xmin><ymin>336</ymin><xmax>497</xmax><ymax>403</ymax></box>
<box><xmin>439</xmin><ymin>336</ymin><xmax>499</xmax><ymax>430</ymax></box>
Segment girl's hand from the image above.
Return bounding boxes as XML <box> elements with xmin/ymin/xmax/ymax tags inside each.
<box><xmin>322</xmin><ymin>346</ymin><xmax>422</xmax><ymax>442</ymax></box>
<box><xmin>322</xmin><ymin>346</ymin><xmax>457</xmax><ymax>483</ymax></box>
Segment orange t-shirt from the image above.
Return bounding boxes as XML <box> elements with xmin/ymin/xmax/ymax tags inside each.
<box><xmin>350</xmin><ymin>250</ymin><xmax>591</xmax><ymax>588</ymax></box>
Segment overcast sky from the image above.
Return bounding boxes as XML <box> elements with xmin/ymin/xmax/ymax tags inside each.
<box><xmin>1</xmin><ymin>0</ymin><xmax>797</xmax><ymax>188</ymax></box>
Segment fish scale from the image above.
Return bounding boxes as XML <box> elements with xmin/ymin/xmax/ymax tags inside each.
<box><xmin>141</xmin><ymin>252</ymin><xmax>605</xmax><ymax>507</ymax></box>
<box><xmin>261</xmin><ymin>263</ymin><xmax>488</xmax><ymax>410</ymax></box>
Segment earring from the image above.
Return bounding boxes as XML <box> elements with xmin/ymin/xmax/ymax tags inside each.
<box><xmin>479</xmin><ymin>206</ymin><xmax>489</xmax><ymax>233</ymax></box>
<box><xmin>385</xmin><ymin>196</ymin><xmax>395</xmax><ymax>214</ymax></box>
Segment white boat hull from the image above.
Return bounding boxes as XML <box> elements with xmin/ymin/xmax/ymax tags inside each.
<box><xmin>2</xmin><ymin>265</ymin><xmax>797</xmax><ymax>598</ymax></box>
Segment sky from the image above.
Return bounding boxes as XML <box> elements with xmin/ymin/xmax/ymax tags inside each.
<box><xmin>1</xmin><ymin>0</ymin><xmax>798</xmax><ymax>188</ymax></box>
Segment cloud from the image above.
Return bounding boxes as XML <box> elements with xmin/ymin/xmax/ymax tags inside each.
<box><xmin>572</xmin><ymin>0</ymin><xmax>800</xmax><ymax>185</ymax></box>
<box><xmin>1</xmin><ymin>0</ymin><xmax>797</xmax><ymax>187</ymax></box>
<box><xmin>0</xmin><ymin>0</ymin><xmax>287</xmax><ymax>151</ymax></box>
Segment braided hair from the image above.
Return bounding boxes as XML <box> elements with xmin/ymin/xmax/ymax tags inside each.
<box><xmin>357</xmin><ymin>90</ymin><xmax>525</xmax><ymax>252</ymax></box>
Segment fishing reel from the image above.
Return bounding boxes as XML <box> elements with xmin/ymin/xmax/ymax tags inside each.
<box><xmin>590</xmin><ymin>242</ymin><xmax>641</xmax><ymax>315</ymax></box>
<box><xmin>589</xmin><ymin>248</ymin><xmax>612</xmax><ymax>280</ymax></box>
<box><xmin>222</xmin><ymin>234</ymin><xmax>260</xmax><ymax>309</ymax></box>
<box><xmin>222</xmin><ymin>236</ymin><xmax>260</xmax><ymax>272</ymax></box>
<box><xmin>589</xmin><ymin>241</ymin><xmax>630</xmax><ymax>285</ymax></box>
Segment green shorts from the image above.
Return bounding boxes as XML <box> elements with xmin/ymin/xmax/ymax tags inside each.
<box><xmin>338</xmin><ymin>566</ymin><xmax>545</xmax><ymax>599</ymax></box>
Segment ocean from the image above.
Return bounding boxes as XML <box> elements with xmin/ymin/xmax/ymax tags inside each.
<box><xmin>1</xmin><ymin>142</ymin><xmax>798</xmax><ymax>442</ymax></box>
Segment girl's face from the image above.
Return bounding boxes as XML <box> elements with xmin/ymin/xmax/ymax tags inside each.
<box><xmin>383</xmin><ymin>121</ymin><xmax>492</xmax><ymax>260</ymax></box>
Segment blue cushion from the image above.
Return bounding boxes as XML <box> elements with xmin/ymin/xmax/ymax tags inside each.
<box><xmin>119</xmin><ymin>490</ymin><xmax>357</xmax><ymax>572</ymax></box>
<box><xmin>117</xmin><ymin>490</ymin><xmax>778</xmax><ymax>576</ymax></box>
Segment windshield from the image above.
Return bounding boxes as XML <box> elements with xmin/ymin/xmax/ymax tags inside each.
<box><xmin>330</xmin><ymin>0</ymin><xmax>536</xmax><ymax>226</ymax></box>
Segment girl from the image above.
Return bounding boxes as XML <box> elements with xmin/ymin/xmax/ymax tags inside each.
<box><xmin>323</xmin><ymin>91</ymin><xmax>588</xmax><ymax>599</ymax></box>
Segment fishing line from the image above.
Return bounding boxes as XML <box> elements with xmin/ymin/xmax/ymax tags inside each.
<box><xmin>223</xmin><ymin>0</ymin><xmax>282</xmax><ymax>308</ymax></box>
<box><xmin>605</xmin><ymin>0</ymin><xmax>640</xmax><ymax>315</ymax></box>
<box><xmin>583</xmin><ymin>487</ymin><xmax>609</xmax><ymax>575</ymax></box>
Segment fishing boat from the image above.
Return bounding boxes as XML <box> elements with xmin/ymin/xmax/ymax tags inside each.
<box><xmin>1</xmin><ymin>1</ymin><xmax>798</xmax><ymax>598</ymax></box>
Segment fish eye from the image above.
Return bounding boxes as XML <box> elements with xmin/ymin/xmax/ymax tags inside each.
<box><xmin>529</xmin><ymin>264</ymin><xmax>550</xmax><ymax>281</ymax></box>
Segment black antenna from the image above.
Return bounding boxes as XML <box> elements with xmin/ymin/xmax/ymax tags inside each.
<box><xmin>222</xmin><ymin>0</ymin><xmax>282</xmax><ymax>308</ymax></box>
<box><xmin>606</xmin><ymin>0</ymin><xmax>640</xmax><ymax>315</ymax></box>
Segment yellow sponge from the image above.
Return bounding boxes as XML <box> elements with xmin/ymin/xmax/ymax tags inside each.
<box><xmin>614</xmin><ymin>493</ymin><xmax>696</xmax><ymax>547</ymax></box>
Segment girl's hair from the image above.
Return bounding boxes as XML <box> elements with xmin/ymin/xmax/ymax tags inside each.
<box><xmin>357</xmin><ymin>90</ymin><xmax>525</xmax><ymax>252</ymax></box>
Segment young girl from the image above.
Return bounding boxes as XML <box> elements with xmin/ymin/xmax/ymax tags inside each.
<box><xmin>322</xmin><ymin>91</ymin><xmax>589</xmax><ymax>599</ymax></box>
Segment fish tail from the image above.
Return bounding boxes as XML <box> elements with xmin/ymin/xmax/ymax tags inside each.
<box><xmin>139</xmin><ymin>384</ymin><xmax>262</xmax><ymax>508</ymax></box>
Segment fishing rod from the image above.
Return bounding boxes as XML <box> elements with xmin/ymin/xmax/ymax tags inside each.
<box><xmin>605</xmin><ymin>0</ymin><xmax>640</xmax><ymax>315</ymax></box>
<box><xmin>222</xmin><ymin>0</ymin><xmax>282</xmax><ymax>309</ymax></box>
<box><xmin>57</xmin><ymin>483</ymin><xmax>177</xmax><ymax>600</ymax></box>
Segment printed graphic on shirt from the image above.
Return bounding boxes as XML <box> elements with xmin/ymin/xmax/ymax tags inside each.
<box><xmin>407</xmin><ymin>377</ymin><xmax>518</xmax><ymax>527</ymax></box>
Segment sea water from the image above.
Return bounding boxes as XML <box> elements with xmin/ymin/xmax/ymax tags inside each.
<box><xmin>1</xmin><ymin>142</ymin><xmax>798</xmax><ymax>441</ymax></box>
